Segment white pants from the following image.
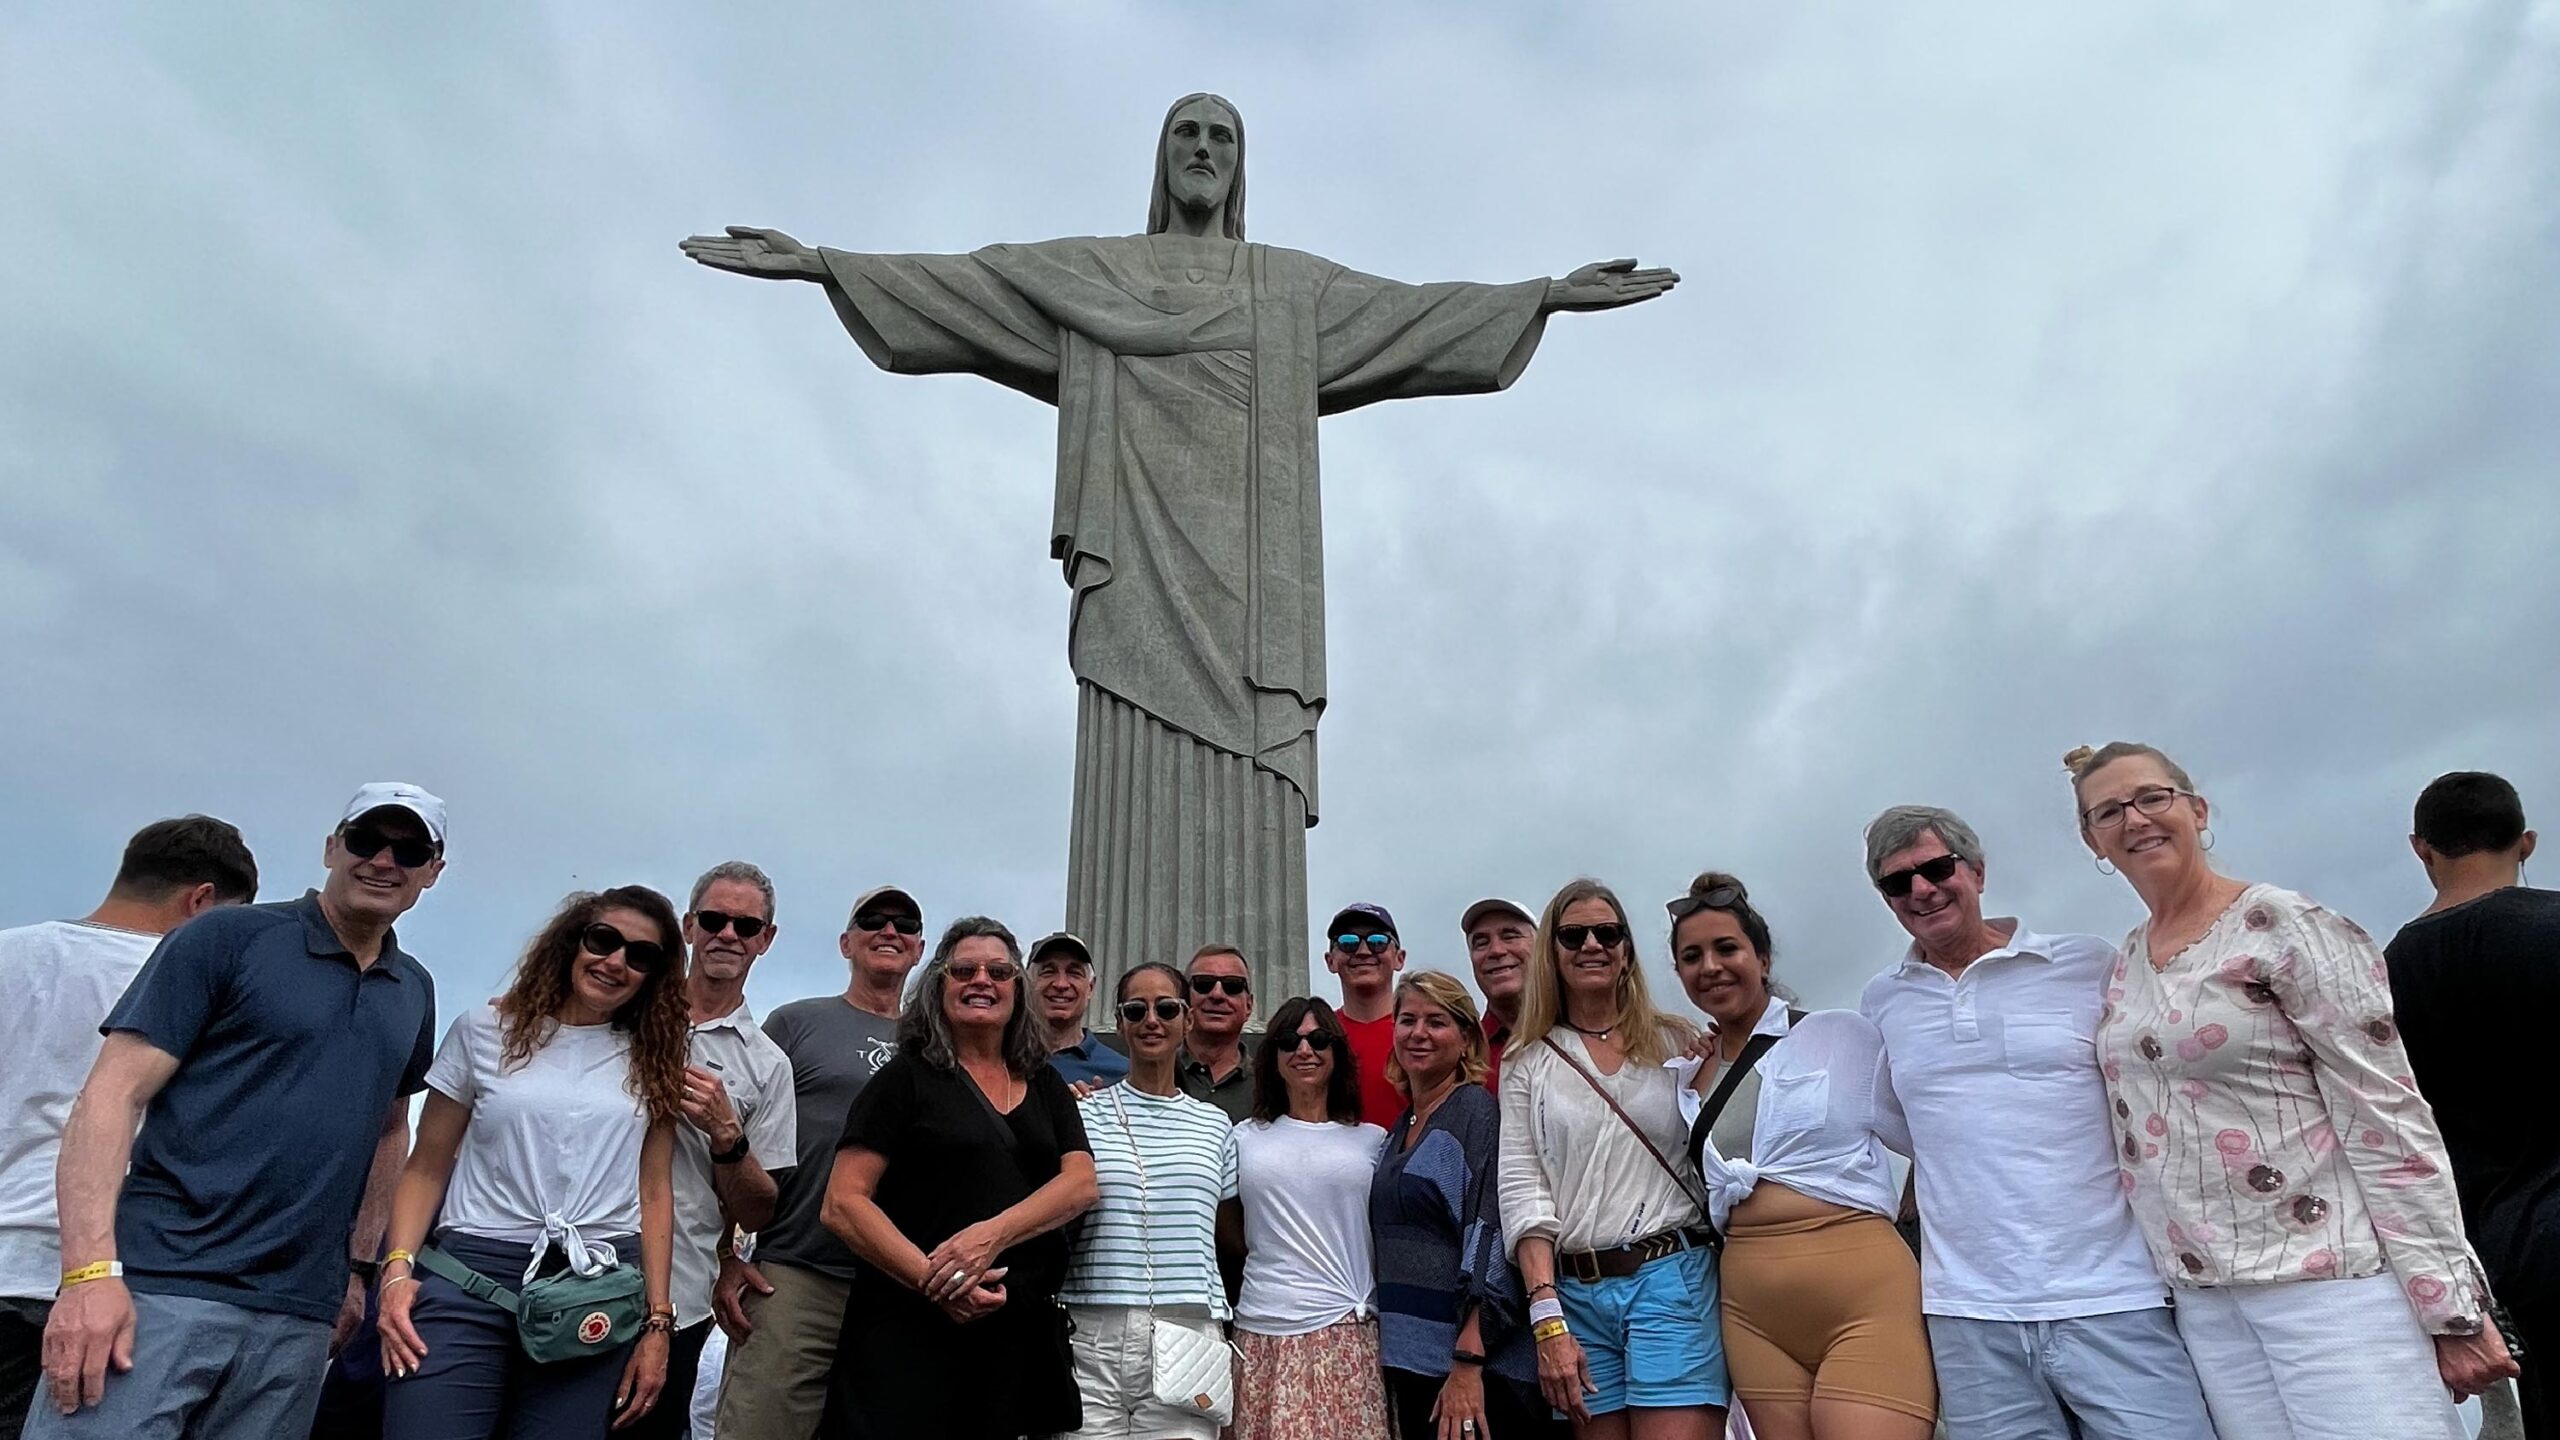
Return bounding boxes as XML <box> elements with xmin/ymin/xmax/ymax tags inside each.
<box><xmin>1067</xmin><ymin>1303</ymin><xmax>1224</xmax><ymax>1440</ymax></box>
<box><xmin>2173</xmin><ymin>1272</ymin><xmax>2464</xmax><ymax>1439</ymax></box>
<box><xmin>689</xmin><ymin>1323</ymin><xmax>728</xmax><ymax>1436</ymax></box>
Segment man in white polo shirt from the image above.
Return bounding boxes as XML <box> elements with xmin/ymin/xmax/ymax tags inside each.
<box><xmin>643</xmin><ymin>862</ymin><xmax>796</xmax><ymax>1440</ymax></box>
<box><xmin>1857</xmin><ymin>805</ymin><xmax>2216</xmax><ymax>1440</ymax></box>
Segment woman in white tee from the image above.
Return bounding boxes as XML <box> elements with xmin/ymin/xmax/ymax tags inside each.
<box><xmin>1220</xmin><ymin>996</ymin><xmax>1391</xmax><ymax>1440</ymax></box>
<box><xmin>378</xmin><ymin>886</ymin><xmax>692</xmax><ymax>1440</ymax></box>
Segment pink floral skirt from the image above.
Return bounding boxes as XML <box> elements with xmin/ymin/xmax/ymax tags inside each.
<box><xmin>1231</xmin><ymin>1317</ymin><xmax>1392</xmax><ymax>1440</ymax></box>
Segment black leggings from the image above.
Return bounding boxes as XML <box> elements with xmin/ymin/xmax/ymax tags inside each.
<box><xmin>1383</xmin><ymin>1365</ymin><xmax>1568</xmax><ymax>1440</ymax></box>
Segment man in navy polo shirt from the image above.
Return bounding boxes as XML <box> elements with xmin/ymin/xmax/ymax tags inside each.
<box><xmin>30</xmin><ymin>784</ymin><xmax>447</xmax><ymax>1439</ymax></box>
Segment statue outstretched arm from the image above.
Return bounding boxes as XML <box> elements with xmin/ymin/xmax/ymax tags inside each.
<box><xmin>679</xmin><ymin>226</ymin><xmax>830</xmax><ymax>282</ymax></box>
<box><xmin>1543</xmin><ymin>258</ymin><xmax>1679</xmax><ymax>312</ymax></box>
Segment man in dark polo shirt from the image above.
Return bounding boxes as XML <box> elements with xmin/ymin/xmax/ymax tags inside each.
<box><xmin>31</xmin><ymin>784</ymin><xmax>446</xmax><ymax>1439</ymax></box>
<box><xmin>1176</xmin><ymin>944</ymin><xmax>1256</xmax><ymax>1123</ymax></box>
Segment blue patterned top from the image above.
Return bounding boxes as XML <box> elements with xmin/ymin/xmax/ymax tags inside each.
<box><xmin>1368</xmin><ymin>1083</ymin><xmax>1534</xmax><ymax>1386</ymax></box>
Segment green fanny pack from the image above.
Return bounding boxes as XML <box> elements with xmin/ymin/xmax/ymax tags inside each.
<box><xmin>417</xmin><ymin>1243</ymin><xmax>647</xmax><ymax>1363</ymax></box>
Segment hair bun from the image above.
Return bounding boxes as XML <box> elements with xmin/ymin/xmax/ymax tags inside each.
<box><xmin>1690</xmin><ymin>871</ymin><xmax>1748</xmax><ymax>902</ymax></box>
<box><xmin>2061</xmin><ymin>745</ymin><xmax>2097</xmax><ymax>775</ymax></box>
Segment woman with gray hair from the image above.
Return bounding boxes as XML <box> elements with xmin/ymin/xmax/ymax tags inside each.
<box><xmin>817</xmin><ymin>917</ymin><xmax>1099</xmax><ymax>1439</ymax></box>
<box><xmin>2070</xmin><ymin>740</ymin><xmax>2514</xmax><ymax>1438</ymax></box>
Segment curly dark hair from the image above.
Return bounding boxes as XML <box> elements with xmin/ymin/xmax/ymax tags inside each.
<box><xmin>1251</xmin><ymin>996</ymin><xmax>1363</xmax><ymax>1125</ymax></box>
<box><xmin>495</xmin><ymin>886</ymin><xmax>690</xmax><ymax>1126</ymax></box>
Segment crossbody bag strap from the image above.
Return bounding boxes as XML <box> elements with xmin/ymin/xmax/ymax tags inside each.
<box><xmin>1686</xmin><ymin>1007</ymin><xmax>1813</xmax><ymax>1157</ymax></box>
<box><xmin>417</xmin><ymin>1245</ymin><xmax>521</xmax><ymax>1314</ymax></box>
<box><xmin>1539</xmin><ymin>1036</ymin><xmax>1710</xmax><ymax>1221</ymax></box>
<box><xmin>1109</xmin><ymin>1089</ymin><xmax>1158</xmax><ymax>1311</ymax></box>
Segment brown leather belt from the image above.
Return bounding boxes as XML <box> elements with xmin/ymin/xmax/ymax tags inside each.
<box><xmin>1556</xmin><ymin>1226</ymin><xmax>1714</xmax><ymax>1284</ymax></box>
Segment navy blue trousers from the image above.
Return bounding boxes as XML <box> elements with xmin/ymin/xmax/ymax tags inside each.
<box><xmin>379</xmin><ymin>1231</ymin><xmax>639</xmax><ymax>1440</ymax></box>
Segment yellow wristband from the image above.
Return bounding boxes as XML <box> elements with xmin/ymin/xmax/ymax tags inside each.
<box><xmin>1532</xmin><ymin>1318</ymin><xmax>1569</xmax><ymax>1343</ymax></box>
<box><xmin>385</xmin><ymin>1249</ymin><xmax>415</xmax><ymax>1267</ymax></box>
<box><xmin>60</xmin><ymin>1261</ymin><xmax>122</xmax><ymax>1289</ymax></box>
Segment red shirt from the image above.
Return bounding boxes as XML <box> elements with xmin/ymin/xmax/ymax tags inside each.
<box><xmin>1483</xmin><ymin>1012</ymin><xmax>1514</xmax><ymax>1097</ymax></box>
<box><xmin>1339</xmin><ymin>1009</ymin><xmax>1405</xmax><ymax>1129</ymax></box>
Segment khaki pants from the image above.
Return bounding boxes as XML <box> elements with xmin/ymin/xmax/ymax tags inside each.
<box><xmin>713</xmin><ymin>1260</ymin><xmax>852</xmax><ymax>1440</ymax></box>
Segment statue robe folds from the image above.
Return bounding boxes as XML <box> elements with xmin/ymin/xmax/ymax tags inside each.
<box><xmin>819</xmin><ymin>235</ymin><xmax>1548</xmax><ymax>1001</ymax></box>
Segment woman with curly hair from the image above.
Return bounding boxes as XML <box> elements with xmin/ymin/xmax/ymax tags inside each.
<box><xmin>379</xmin><ymin>886</ymin><xmax>690</xmax><ymax>1439</ymax></box>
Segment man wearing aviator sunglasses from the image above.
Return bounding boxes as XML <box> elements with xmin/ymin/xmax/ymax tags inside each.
<box><xmin>1320</xmin><ymin>902</ymin><xmax>1406</xmax><ymax>1127</ymax></box>
<box><xmin>1854</xmin><ymin>806</ymin><xmax>2216</xmax><ymax>1439</ymax></box>
<box><xmin>38</xmin><ymin>783</ymin><xmax>445</xmax><ymax>1437</ymax></box>
<box><xmin>1176</xmin><ymin>945</ymin><xmax>1257</xmax><ymax>1123</ymax></box>
<box><xmin>716</xmin><ymin>883</ymin><xmax>923</xmax><ymax>1440</ymax></box>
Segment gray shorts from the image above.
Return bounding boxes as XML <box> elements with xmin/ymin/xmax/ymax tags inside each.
<box><xmin>1925</xmin><ymin>1307</ymin><xmax>2217</xmax><ymax>1440</ymax></box>
<box><xmin>19</xmin><ymin>1290</ymin><xmax>329</xmax><ymax>1440</ymax></box>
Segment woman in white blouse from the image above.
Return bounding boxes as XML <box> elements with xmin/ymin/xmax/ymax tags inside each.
<box><xmin>378</xmin><ymin>887</ymin><xmax>689</xmax><ymax>1440</ymax></box>
<box><xmin>1498</xmin><ymin>878</ymin><xmax>1725</xmax><ymax>1440</ymax></box>
<box><xmin>2069</xmin><ymin>740</ymin><xmax>2515</xmax><ymax>1437</ymax></box>
<box><xmin>1670</xmin><ymin>876</ymin><xmax>1934</xmax><ymax>1440</ymax></box>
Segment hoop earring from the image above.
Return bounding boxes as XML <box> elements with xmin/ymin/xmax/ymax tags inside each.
<box><xmin>2094</xmin><ymin>856</ymin><xmax>2118</xmax><ymax>877</ymax></box>
<box><xmin>2200</xmin><ymin>827</ymin><xmax>2216</xmax><ymax>852</ymax></box>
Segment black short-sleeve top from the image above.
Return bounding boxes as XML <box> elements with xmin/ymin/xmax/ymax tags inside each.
<box><xmin>836</xmin><ymin>1049</ymin><xmax>1092</xmax><ymax>1304</ymax></box>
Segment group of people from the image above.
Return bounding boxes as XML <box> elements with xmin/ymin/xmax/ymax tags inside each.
<box><xmin>0</xmin><ymin>748</ymin><xmax>2550</xmax><ymax>1440</ymax></box>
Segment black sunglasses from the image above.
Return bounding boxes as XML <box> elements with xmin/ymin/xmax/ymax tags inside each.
<box><xmin>1665</xmin><ymin>885</ymin><xmax>1745</xmax><ymax>922</ymax></box>
<box><xmin>342</xmin><ymin>825</ymin><xmax>437</xmax><ymax>870</ymax></box>
<box><xmin>852</xmin><ymin>911</ymin><xmax>924</xmax><ymax>936</ymax></box>
<box><xmin>1278</xmin><ymin>1029</ymin><xmax>1339</xmax><ymax>1053</ymax></box>
<box><xmin>1333</xmin><ymin>932</ymin><xmax>1394</xmax><ymax>955</ymax></box>
<box><xmin>693</xmin><ymin>910</ymin><xmax>767</xmax><ymax>940</ymax></box>
<box><xmin>1876</xmin><ymin>854</ymin><xmax>1965</xmax><ymax>899</ymax></box>
<box><xmin>1117</xmin><ymin>997</ymin><xmax>1187</xmax><ymax>1024</ymax></box>
<box><xmin>579</xmin><ymin>922</ymin><xmax>671</xmax><ymax>973</ymax></box>
<box><xmin>1555</xmin><ymin>922</ymin><xmax>1626</xmax><ymax>951</ymax></box>
<box><xmin>1189</xmin><ymin>975</ymin><xmax>1250</xmax><ymax>997</ymax></box>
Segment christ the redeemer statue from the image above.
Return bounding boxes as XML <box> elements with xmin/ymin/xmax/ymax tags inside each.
<box><xmin>683</xmin><ymin>93</ymin><xmax>1674</xmax><ymax>1006</ymax></box>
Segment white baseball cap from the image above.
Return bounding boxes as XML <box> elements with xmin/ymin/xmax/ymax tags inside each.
<box><xmin>339</xmin><ymin>782</ymin><xmax>448</xmax><ymax>848</ymax></box>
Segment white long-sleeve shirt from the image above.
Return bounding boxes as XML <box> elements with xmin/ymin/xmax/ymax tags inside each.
<box><xmin>1498</xmin><ymin>1029</ymin><xmax>1703</xmax><ymax>1256</ymax></box>
<box><xmin>1674</xmin><ymin>1011</ymin><xmax>1909</xmax><ymax>1231</ymax></box>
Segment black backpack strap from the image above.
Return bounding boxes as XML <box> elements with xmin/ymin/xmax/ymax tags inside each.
<box><xmin>1685</xmin><ymin>1009</ymin><xmax>1810</xmax><ymax>1160</ymax></box>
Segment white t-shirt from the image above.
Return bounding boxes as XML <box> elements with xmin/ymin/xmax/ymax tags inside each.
<box><xmin>1061</xmin><ymin>1085</ymin><xmax>1238</xmax><ymax>1315</ymax></box>
<box><xmin>0</xmin><ymin>922</ymin><xmax>160</xmax><ymax>1299</ymax></box>
<box><xmin>427</xmin><ymin>1005</ymin><xmax>648</xmax><ymax>1249</ymax></box>
<box><xmin>1231</xmin><ymin>1116</ymin><xmax>1386</xmax><ymax>1337</ymax></box>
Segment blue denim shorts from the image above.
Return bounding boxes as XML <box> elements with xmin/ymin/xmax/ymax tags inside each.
<box><xmin>1557</xmin><ymin>1242</ymin><xmax>1730</xmax><ymax>1414</ymax></box>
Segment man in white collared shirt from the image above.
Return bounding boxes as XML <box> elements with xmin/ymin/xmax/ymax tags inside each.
<box><xmin>648</xmin><ymin>862</ymin><xmax>797</xmax><ymax>1440</ymax></box>
<box><xmin>1857</xmin><ymin>806</ymin><xmax>2217</xmax><ymax>1440</ymax></box>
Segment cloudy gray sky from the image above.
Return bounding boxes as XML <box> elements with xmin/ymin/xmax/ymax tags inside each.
<box><xmin>6</xmin><ymin>2</ymin><xmax>2555</xmax><ymax>1023</ymax></box>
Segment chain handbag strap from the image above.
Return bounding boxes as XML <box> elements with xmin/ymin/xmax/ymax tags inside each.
<box><xmin>1539</xmin><ymin>1035</ymin><xmax>1712</xmax><ymax>1221</ymax></box>
<box><xmin>1108</xmin><ymin>1088</ymin><xmax>1160</xmax><ymax>1311</ymax></box>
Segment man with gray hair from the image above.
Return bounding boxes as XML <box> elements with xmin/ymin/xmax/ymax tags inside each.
<box><xmin>1856</xmin><ymin>806</ymin><xmax>2216</xmax><ymax>1440</ymax></box>
<box><xmin>632</xmin><ymin>863</ymin><xmax>797</xmax><ymax>1440</ymax></box>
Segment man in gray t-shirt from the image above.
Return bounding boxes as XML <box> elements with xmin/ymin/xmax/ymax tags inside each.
<box><xmin>714</xmin><ymin>884</ymin><xmax>922</xmax><ymax>1440</ymax></box>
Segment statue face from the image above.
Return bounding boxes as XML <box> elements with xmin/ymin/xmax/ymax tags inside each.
<box><xmin>1160</xmin><ymin>98</ymin><xmax>1239</xmax><ymax>216</ymax></box>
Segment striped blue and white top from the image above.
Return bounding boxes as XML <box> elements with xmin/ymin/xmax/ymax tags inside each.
<box><xmin>1059</xmin><ymin>1085</ymin><xmax>1239</xmax><ymax>1315</ymax></box>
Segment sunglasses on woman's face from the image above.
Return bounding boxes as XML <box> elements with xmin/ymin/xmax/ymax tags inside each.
<box><xmin>1189</xmin><ymin>975</ymin><xmax>1249</xmax><ymax>997</ymax></box>
<box><xmin>1279</xmin><ymin>1028</ymin><xmax>1338</xmax><ymax>1053</ymax></box>
<box><xmin>1555</xmin><ymin>923</ymin><xmax>1626</xmax><ymax>951</ymax></box>
<box><xmin>945</xmin><ymin>960</ymin><xmax>1020</xmax><ymax>984</ymax></box>
<box><xmin>692</xmin><ymin>909</ymin><xmax>767</xmax><ymax>940</ymax></box>
<box><xmin>579</xmin><ymin>922</ymin><xmax>671</xmax><ymax>973</ymax></box>
<box><xmin>1875</xmin><ymin>854</ymin><xmax>1964</xmax><ymax>899</ymax></box>
<box><xmin>1117</xmin><ymin>998</ymin><xmax>1187</xmax><ymax>1024</ymax></box>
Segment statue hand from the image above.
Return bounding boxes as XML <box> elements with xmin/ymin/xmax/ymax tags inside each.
<box><xmin>1547</xmin><ymin>258</ymin><xmax>1679</xmax><ymax>312</ymax></box>
<box><xmin>679</xmin><ymin>225</ymin><xmax>827</xmax><ymax>281</ymax></box>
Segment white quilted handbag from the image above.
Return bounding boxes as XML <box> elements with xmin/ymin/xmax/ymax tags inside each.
<box><xmin>1111</xmin><ymin>1089</ymin><xmax>1237</xmax><ymax>1424</ymax></box>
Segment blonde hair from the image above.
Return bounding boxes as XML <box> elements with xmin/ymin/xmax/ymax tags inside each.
<box><xmin>1510</xmin><ymin>878</ymin><xmax>1696</xmax><ymax>1067</ymax></box>
<box><xmin>2063</xmin><ymin>741</ymin><xmax>2201</xmax><ymax>827</ymax></box>
<box><xmin>1383</xmin><ymin>971</ymin><xmax>1491</xmax><ymax>1092</ymax></box>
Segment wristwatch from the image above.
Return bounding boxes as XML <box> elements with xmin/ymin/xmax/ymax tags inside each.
<box><xmin>710</xmin><ymin>1133</ymin><xmax>752</xmax><ymax>1165</ymax></box>
<box><xmin>348</xmin><ymin>1258</ymin><xmax>380</xmax><ymax>1285</ymax></box>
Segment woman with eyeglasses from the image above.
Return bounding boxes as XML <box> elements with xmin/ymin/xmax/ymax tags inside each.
<box><xmin>1370</xmin><ymin>971</ymin><xmax>1560</xmax><ymax>1440</ymax></box>
<box><xmin>1667</xmin><ymin>876</ymin><xmax>1934</xmax><ymax>1440</ymax></box>
<box><xmin>379</xmin><ymin>887</ymin><xmax>690</xmax><ymax>1440</ymax></box>
<box><xmin>2068</xmin><ymin>741</ymin><xmax>2513</xmax><ymax>1437</ymax></box>
<box><xmin>817</xmin><ymin>916</ymin><xmax>1099</xmax><ymax>1439</ymax></box>
<box><xmin>1060</xmin><ymin>961</ymin><xmax>1239</xmax><ymax>1439</ymax></box>
<box><xmin>1222</xmin><ymin>995</ymin><xmax>1393</xmax><ymax>1440</ymax></box>
<box><xmin>1497</xmin><ymin>879</ymin><xmax>1725</xmax><ymax>1440</ymax></box>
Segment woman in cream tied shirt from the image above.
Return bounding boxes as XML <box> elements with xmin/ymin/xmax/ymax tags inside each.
<box><xmin>2069</xmin><ymin>739</ymin><xmax>2515</xmax><ymax>1438</ymax></box>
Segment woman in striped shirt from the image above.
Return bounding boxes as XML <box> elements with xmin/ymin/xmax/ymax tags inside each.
<box><xmin>1061</xmin><ymin>961</ymin><xmax>1240</xmax><ymax>1440</ymax></box>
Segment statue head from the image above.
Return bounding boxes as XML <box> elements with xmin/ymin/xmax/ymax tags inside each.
<box><xmin>1147</xmin><ymin>93</ymin><xmax>1245</xmax><ymax>240</ymax></box>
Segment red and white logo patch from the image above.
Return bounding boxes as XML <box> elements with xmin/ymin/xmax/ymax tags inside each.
<box><xmin>578</xmin><ymin>1312</ymin><xmax>612</xmax><ymax>1345</ymax></box>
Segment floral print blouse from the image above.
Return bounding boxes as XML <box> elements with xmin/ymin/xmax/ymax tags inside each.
<box><xmin>2097</xmin><ymin>883</ymin><xmax>2485</xmax><ymax>1333</ymax></box>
